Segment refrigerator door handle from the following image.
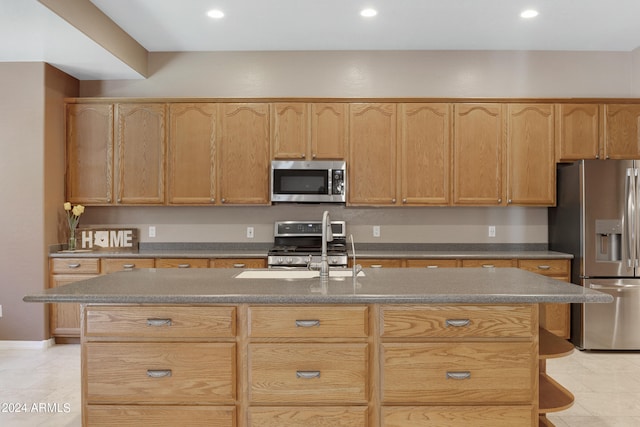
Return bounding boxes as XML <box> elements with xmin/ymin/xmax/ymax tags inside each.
<box><xmin>590</xmin><ymin>283</ymin><xmax>640</xmax><ymax>291</ymax></box>
<box><xmin>625</xmin><ymin>168</ymin><xmax>637</xmax><ymax>268</ymax></box>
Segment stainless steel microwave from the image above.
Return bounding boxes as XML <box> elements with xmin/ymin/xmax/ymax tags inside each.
<box><xmin>271</xmin><ymin>160</ymin><xmax>346</xmax><ymax>203</ymax></box>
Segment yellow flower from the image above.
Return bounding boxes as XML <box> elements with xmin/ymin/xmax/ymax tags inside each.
<box><xmin>64</xmin><ymin>202</ymin><xmax>85</xmax><ymax>231</ymax></box>
<box><xmin>64</xmin><ymin>202</ymin><xmax>71</xmax><ymax>211</ymax></box>
<box><xmin>72</xmin><ymin>205</ymin><xmax>85</xmax><ymax>216</ymax></box>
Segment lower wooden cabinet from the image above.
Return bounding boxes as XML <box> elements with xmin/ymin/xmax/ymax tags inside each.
<box><xmin>81</xmin><ymin>303</ymin><xmax>554</xmax><ymax>427</ymax></box>
<box><xmin>86</xmin><ymin>405</ymin><xmax>236</xmax><ymax>427</ymax></box>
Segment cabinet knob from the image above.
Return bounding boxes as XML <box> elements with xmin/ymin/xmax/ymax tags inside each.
<box><xmin>221</xmin><ymin>198</ymin><xmax>226</xmax><ymax>203</ymax></box>
<box><xmin>508</xmin><ymin>199</ymin><xmax>512</xmax><ymax>204</ymax></box>
<box><xmin>117</xmin><ymin>198</ymin><xmax>122</xmax><ymax>203</ymax></box>
<box><xmin>301</xmin><ymin>154</ymin><xmax>306</xmax><ymax>158</ymax></box>
<box><xmin>497</xmin><ymin>198</ymin><xmax>502</xmax><ymax>203</ymax></box>
<box><xmin>402</xmin><ymin>198</ymin><xmax>407</xmax><ymax>204</ymax></box>
<box><xmin>312</xmin><ymin>153</ymin><xmax>317</xmax><ymax>159</ymax></box>
<box><xmin>210</xmin><ymin>198</ymin><xmax>215</xmax><ymax>203</ymax></box>
<box><xmin>391</xmin><ymin>198</ymin><xmax>397</xmax><ymax>204</ymax></box>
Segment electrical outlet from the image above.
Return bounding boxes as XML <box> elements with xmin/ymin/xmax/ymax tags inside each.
<box><xmin>0</xmin><ymin>304</ymin><xmax>2</xmax><ymax>317</ymax></box>
<box><xmin>373</xmin><ymin>225</ymin><xmax>381</xmax><ymax>238</ymax></box>
<box><xmin>246</xmin><ymin>226</ymin><xmax>254</xmax><ymax>239</ymax></box>
<box><xmin>149</xmin><ymin>226</ymin><xmax>156</xmax><ymax>238</ymax></box>
<box><xmin>488</xmin><ymin>226</ymin><xmax>496</xmax><ymax>238</ymax></box>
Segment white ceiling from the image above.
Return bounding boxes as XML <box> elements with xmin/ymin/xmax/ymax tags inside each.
<box><xmin>2</xmin><ymin>0</ymin><xmax>640</xmax><ymax>80</ymax></box>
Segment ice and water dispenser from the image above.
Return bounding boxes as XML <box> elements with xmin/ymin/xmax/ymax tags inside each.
<box><xmin>596</xmin><ymin>220</ymin><xmax>622</xmax><ymax>262</ymax></box>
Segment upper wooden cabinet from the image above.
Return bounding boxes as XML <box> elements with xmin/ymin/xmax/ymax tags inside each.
<box><xmin>555</xmin><ymin>103</ymin><xmax>601</xmax><ymax>161</ymax></box>
<box><xmin>348</xmin><ymin>103</ymin><xmax>398</xmax><ymax>205</ymax></box>
<box><xmin>115</xmin><ymin>103</ymin><xmax>166</xmax><ymax>204</ymax></box>
<box><xmin>398</xmin><ymin>103</ymin><xmax>451</xmax><ymax>205</ymax></box>
<box><xmin>66</xmin><ymin>104</ymin><xmax>114</xmax><ymax>204</ymax></box>
<box><xmin>604</xmin><ymin>104</ymin><xmax>640</xmax><ymax>159</ymax></box>
<box><xmin>506</xmin><ymin>104</ymin><xmax>556</xmax><ymax>206</ymax></box>
<box><xmin>271</xmin><ymin>102</ymin><xmax>347</xmax><ymax>160</ymax></box>
<box><xmin>219</xmin><ymin>103</ymin><xmax>270</xmax><ymax>204</ymax></box>
<box><xmin>452</xmin><ymin>103</ymin><xmax>505</xmax><ymax>205</ymax></box>
<box><xmin>167</xmin><ymin>103</ymin><xmax>217</xmax><ymax>204</ymax></box>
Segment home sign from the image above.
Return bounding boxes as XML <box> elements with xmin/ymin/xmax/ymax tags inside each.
<box><xmin>76</xmin><ymin>228</ymin><xmax>139</xmax><ymax>252</ymax></box>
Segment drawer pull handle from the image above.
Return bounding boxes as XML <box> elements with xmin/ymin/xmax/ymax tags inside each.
<box><xmin>295</xmin><ymin>320</ymin><xmax>321</xmax><ymax>328</ymax></box>
<box><xmin>426</xmin><ymin>265</ymin><xmax>439</xmax><ymax>269</ymax></box>
<box><xmin>122</xmin><ymin>264</ymin><xmax>135</xmax><ymax>269</ymax></box>
<box><xmin>446</xmin><ymin>371</ymin><xmax>471</xmax><ymax>380</ymax></box>
<box><xmin>296</xmin><ymin>370</ymin><xmax>321</xmax><ymax>379</ymax></box>
<box><xmin>445</xmin><ymin>319</ymin><xmax>470</xmax><ymax>328</ymax></box>
<box><xmin>481</xmin><ymin>264</ymin><xmax>495</xmax><ymax>268</ymax></box>
<box><xmin>370</xmin><ymin>264</ymin><xmax>383</xmax><ymax>268</ymax></box>
<box><xmin>67</xmin><ymin>263</ymin><xmax>81</xmax><ymax>269</ymax></box>
<box><xmin>147</xmin><ymin>369</ymin><xmax>172</xmax><ymax>378</ymax></box>
<box><xmin>178</xmin><ymin>264</ymin><xmax>191</xmax><ymax>268</ymax></box>
<box><xmin>538</xmin><ymin>265</ymin><xmax>551</xmax><ymax>270</ymax></box>
<box><xmin>147</xmin><ymin>318</ymin><xmax>172</xmax><ymax>327</ymax></box>
<box><xmin>233</xmin><ymin>263</ymin><xmax>246</xmax><ymax>268</ymax></box>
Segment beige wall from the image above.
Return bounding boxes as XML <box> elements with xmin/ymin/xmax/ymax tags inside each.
<box><xmin>80</xmin><ymin>50</ymin><xmax>635</xmax><ymax>98</ymax></box>
<box><xmin>0</xmin><ymin>63</ymin><xmax>78</xmax><ymax>341</ymax></box>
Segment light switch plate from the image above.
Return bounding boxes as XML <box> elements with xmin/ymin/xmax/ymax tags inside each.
<box><xmin>488</xmin><ymin>226</ymin><xmax>496</xmax><ymax>237</ymax></box>
<box><xmin>247</xmin><ymin>226</ymin><xmax>254</xmax><ymax>239</ymax></box>
<box><xmin>149</xmin><ymin>226</ymin><xmax>156</xmax><ymax>238</ymax></box>
<box><xmin>373</xmin><ymin>225</ymin><xmax>381</xmax><ymax>238</ymax></box>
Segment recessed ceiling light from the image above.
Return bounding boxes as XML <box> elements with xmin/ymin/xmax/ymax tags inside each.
<box><xmin>360</xmin><ymin>8</ymin><xmax>378</xmax><ymax>18</ymax></box>
<box><xmin>520</xmin><ymin>9</ymin><xmax>539</xmax><ymax>19</ymax></box>
<box><xmin>207</xmin><ymin>9</ymin><xmax>225</xmax><ymax>19</ymax></box>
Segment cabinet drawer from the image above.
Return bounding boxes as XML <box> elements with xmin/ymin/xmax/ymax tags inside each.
<box><xmin>461</xmin><ymin>259</ymin><xmax>515</xmax><ymax>268</ymax></box>
<box><xmin>249</xmin><ymin>344</ymin><xmax>368</xmax><ymax>404</ymax></box>
<box><xmin>86</xmin><ymin>405</ymin><xmax>236</xmax><ymax>427</ymax></box>
<box><xmin>381</xmin><ymin>304</ymin><xmax>535</xmax><ymax>338</ymax></box>
<box><xmin>85</xmin><ymin>306</ymin><xmax>236</xmax><ymax>338</ymax></box>
<box><xmin>358</xmin><ymin>258</ymin><xmax>403</xmax><ymax>268</ymax></box>
<box><xmin>249</xmin><ymin>406</ymin><xmax>367</xmax><ymax>427</ymax></box>
<box><xmin>101</xmin><ymin>258</ymin><xmax>155</xmax><ymax>273</ymax></box>
<box><xmin>86</xmin><ymin>342</ymin><xmax>236</xmax><ymax>404</ymax></box>
<box><xmin>155</xmin><ymin>258</ymin><xmax>210</xmax><ymax>268</ymax></box>
<box><xmin>212</xmin><ymin>258</ymin><xmax>267</xmax><ymax>268</ymax></box>
<box><xmin>382</xmin><ymin>405</ymin><xmax>535</xmax><ymax>427</ymax></box>
<box><xmin>249</xmin><ymin>306</ymin><xmax>368</xmax><ymax>338</ymax></box>
<box><xmin>518</xmin><ymin>259</ymin><xmax>569</xmax><ymax>276</ymax></box>
<box><xmin>381</xmin><ymin>342</ymin><xmax>536</xmax><ymax>404</ymax></box>
<box><xmin>405</xmin><ymin>259</ymin><xmax>458</xmax><ymax>268</ymax></box>
<box><xmin>50</xmin><ymin>257</ymin><xmax>100</xmax><ymax>274</ymax></box>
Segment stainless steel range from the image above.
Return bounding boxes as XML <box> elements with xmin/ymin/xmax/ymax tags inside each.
<box><xmin>268</xmin><ymin>220</ymin><xmax>347</xmax><ymax>268</ymax></box>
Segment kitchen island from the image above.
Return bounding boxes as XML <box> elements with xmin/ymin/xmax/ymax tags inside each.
<box><xmin>25</xmin><ymin>267</ymin><xmax>610</xmax><ymax>427</ymax></box>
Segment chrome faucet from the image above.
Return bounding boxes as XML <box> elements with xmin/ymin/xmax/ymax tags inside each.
<box><xmin>319</xmin><ymin>210</ymin><xmax>333</xmax><ymax>279</ymax></box>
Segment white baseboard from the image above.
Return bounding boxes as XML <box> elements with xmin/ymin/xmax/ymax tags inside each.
<box><xmin>0</xmin><ymin>338</ymin><xmax>55</xmax><ymax>349</ymax></box>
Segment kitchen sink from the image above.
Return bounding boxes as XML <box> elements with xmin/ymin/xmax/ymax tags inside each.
<box><xmin>235</xmin><ymin>269</ymin><xmax>364</xmax><ymax>279</ymax></box>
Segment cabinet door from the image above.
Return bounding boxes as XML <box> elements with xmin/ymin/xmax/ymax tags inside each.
<box><xmin>349</xmin><ymin>103</ymin><xmax>397</xmax><ymax>205</ymax></box>
<box><xmin>219</xmin><ymin>103</ymin><xmax>270</xmax><ymax>204</ymax></box>
<box><xmin>311</xmin><ymin>103</ymin><xmax>347</xmax><ymax>159</ymax></box>
<box><xmin>507</xmin><ymin>104</ymin><xmax>556</xmax><ymax>206</ymax></box>
<box><xmin>66</xmin><ymin>104</ymin><xmax>114</xmax><ymax>204</ymax></box>
<box><xmin>271</xmin><ymin>103</ymin><xmax>308</xmax><ymax>159</ymax></box>
<box><xmin>115</xmin><ymin>103</ymin><xmax>166</xmax><ymax>204</ymax></box>
<box><xmin>556</xmin><ymin>103</ymin><xmax>601</xmax><ymax>161</ymax></box>
<box><xmin>604</xmin><ymin>104</ymin><xmax>640</xmax><ymax>159</ymax></box>
<box><xmin>399</xmin><ymin>103</ymin><xmax>451</xmax><ymax>205</ymax></box>
<box><xmin>50</xmin><ymin>274</ymin><xmax>98</xmax><ymax>337</ymax></box>
<box><xmin>167</xmin><ymin>103</ymin><xmax>217</xmax><ymax>204</ymax></box>
<box><xmin>453</xmin><ymin>104</ymin><xmax>505</xmax><ymax>205</ymax></box>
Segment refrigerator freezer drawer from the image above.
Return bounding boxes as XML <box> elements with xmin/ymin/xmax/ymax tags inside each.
<box><xmin>582</xmin><ymin>279</ymin><xmax>640</xmax><ymax>350</ymax></box>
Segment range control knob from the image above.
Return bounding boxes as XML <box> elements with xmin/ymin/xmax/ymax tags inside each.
<box><xmin>277</xmin><ymin>257</ymin><xmax>284</xmax><ymax>264</ymax></box>
<box><xmin>286</xmin><ymin>257</ymin><xmax>293</xmax><ymax>264</ymax></box>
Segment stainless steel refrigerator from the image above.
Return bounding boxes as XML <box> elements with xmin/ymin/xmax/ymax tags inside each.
<box><xmin>549</xmin><ymin>160</ymin><xmax>640</xmax><ymax>350</ymax></box>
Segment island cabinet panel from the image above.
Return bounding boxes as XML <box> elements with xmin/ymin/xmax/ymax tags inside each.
<box><xmin>249</xmin><ymin>406</ymin><xmax>367</xmax><ymax>427</ymax></box>
<box><xmin>452</xmin><ymin>103</ymin><xmax>505</xmax><ymax>205</ymax></box>
<box><xmin>84</xmin><ymin>306</ymin><xmax>236</xmax><ymax>338</ymax></box>
<box><xmin>66</xmin><ymin>103</ymin><xmax>114</xmax><ymax>204</ymax></box>
<box><xmin>86</xmin><ymin>405</ymin><xmax>236</xmax><ymax>427</ymax></box>
<box><xmin>85</xmin><ymin>342</ymin><xmax>236</xmax><ymax>404</ymax></box>
<box><xmin>382</xmin><ymin>405</ymin><xmax>536</xmax><ymax>427</ymax></box>
<box><xmin>248</xmin><ymin>305</ymin><xmax>368</xmax><ymax>338</ymax></box>
<box><xmin>248</xmin><ymin>343</ymin><xmax>368</xmax><ymax>404</ymax></box>
<box><xmin>381</xmin><ymin>341</ymin><xmax>536</xmax><ymax>403</ymax></box>
<box><xmin>167</xmin><ymin>103</ymin><xmax>217</xmax><ymax>204</ymax></box>
<box><xmin>380</xmin><ymin>304</ymin><xmax>535</xmax><ymax>338</ymax></box>
<box><xmin>115</xmin><ymin>103</ymin><xmax>166</xmax><ymax>204</ymax></box>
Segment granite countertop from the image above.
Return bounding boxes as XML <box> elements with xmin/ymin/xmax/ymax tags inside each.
<box><xmin>24</xmin><ymin>267</ymin><xmax>609</xmax><ymax>305</ymax></box>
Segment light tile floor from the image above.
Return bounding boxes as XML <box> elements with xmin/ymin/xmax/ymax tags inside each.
<box><xmin>1</xmin><ymin>344</ymin><xmax>639</xmax><ymax>426</ymax></box>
